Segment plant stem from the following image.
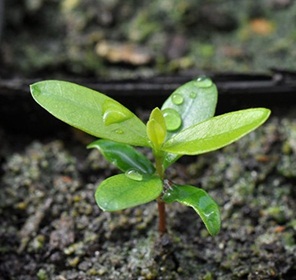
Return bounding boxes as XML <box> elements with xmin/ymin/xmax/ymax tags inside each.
<box><xmin>155</xmin><ymin>153</ymin><xmax>167</xmax><ymax>235</ymax></box>
<box><xmin>157</xmin><ymin>199</ymin><xmax>166</xmax><ymax>234</ymax></box>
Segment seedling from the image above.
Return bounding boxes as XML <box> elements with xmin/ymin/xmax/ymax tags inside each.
<box><xmin>30</xmin><ymin>77</ymin><xmax>270</xmax><ymax>236</ymax></box>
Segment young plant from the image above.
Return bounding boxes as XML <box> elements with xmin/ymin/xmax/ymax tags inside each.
<box><xmin>30</xmin><ymin>77</ymin><xmax>270</xmax><ymax>236</ymax></box>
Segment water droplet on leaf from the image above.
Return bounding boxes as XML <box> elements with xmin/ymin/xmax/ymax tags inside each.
<box><xmin>162</xmin><ymin>108</ymin><xmax>182</xmax><ymax>131</ymax></box>
<box><xmin>102</xmin><ymin>100</ymin><xmax>133</xmax><ymax>126</ymax></box>
<box><xmin>114</xmin><ymin>129</ymin><xmax>124</xmax><ymax>134</ymax></box>
<box><xmin>196</xmin><ymin>76</ymin><xmax>213</xmax><ymax>88</ymax></box>
<box><xmin>125</xmin><ymin>169</ymin><xmax>143</xmax><ymax>181</ymax></box>
<box><xmin>189</xmin><ymin>92</ymin><xmax>197</xmax><ymax>99</ymax></box>
<box><xmin>171</xmin><ymin>94</ymin><xmax>184</xmax><ymax>105</ymax></box>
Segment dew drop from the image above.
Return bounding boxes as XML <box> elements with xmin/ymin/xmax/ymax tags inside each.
<box><xmin>125</xmin><ymin>169</ymin><xmax>143</xmax><ymax>181</ymax></box>
<box><xmin>114</xmin><ymin>129</ymin><xmax>124</xmax><ymax>134</ymax></box>
<box><xmin>171</xmin><ymin>93</ymin><xmax>184</xmax><ymax>105</ymax></box>
<box><xmin>189</xmin><ymin>92</ymin><xmax>197</xmax><ymax>99</ymax></box>
<box><xmin>102</xmin><ymin>100</ymin><xmax>133</xmax><ymax>126</ymax></box>
<box><xmin>162</xmin><ymin>108</ymin><xmax>182</xmax><ymax>131</ymax></box>
<box><xmin>196</xmin><ymin>76</ymin><xmax>213</xmax><ymax>88</ymax></box>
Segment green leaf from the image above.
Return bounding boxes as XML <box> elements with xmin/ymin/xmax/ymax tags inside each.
<box><xmin>96</xmin><ymin>173</ymin><xmax>162</xmax><ymax>211</ymax></box>
<box><xmin>30</xmin><ymin>80</ymin><xmax>149</xmax><ymax>147</ymax></box>
<box><xmin>162</xmin><ymin>108</ymin><xmax>271</xmax><ymax>155</ymax></box>
<box><xmin>87</xmin><ymin>139</ymin><xmax>155</xmax><ymax>174</ymax></box>
<box><xmin>146</xmin><ymin>108</ymin><xmax>167</xmax><ymax>149</ymax></box>
<box><xmin>161</xmin><ymin>77</ymin><xmax>218</xmax><ymax>136</ymax></box>
<box><xmin>161</xmin><ymin>77</ymin><xmax>218</xmax><ymax>167</ymax></box>
<box><xmin>162</xmin><ymin>184</ymin><xmax>220</xmax><ymax>236</ymax></box>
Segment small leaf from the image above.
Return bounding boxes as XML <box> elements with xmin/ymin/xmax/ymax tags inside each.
<box><xmin>96</xmin><ymin>174</ymin><xmax>163</xmax><ymax>211</ymax></box>
<box><xmin>162</xmin><ymin>108</ymin><xmax>271</xmax><ymax>155</ymax></box>
<box><xmin>30</xmin><ymin>80</ymin><xmax>149</xmax><ymax>147</ymax></box>
<box><xmin>87</xmin><ymin>139</ymin><xmax>155</xmax><ymax>174</ymax></box>
<box><xmin>146</xmin><ymin>108</ymin><xmax>167</xmax><ymax>149</ymax></box>
<box><xmin>162</xmin><ymin>184</ymin><xmax>220</xmax><ymax>236</ymax></box>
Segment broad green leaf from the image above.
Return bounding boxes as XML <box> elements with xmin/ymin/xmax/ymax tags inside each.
<box><xmin>96</xmin><ymin>173</ymin><xmax>162</xmax><ymax>211</ymax></box>
<box><xmin>162</xmin><ymin>108</ymin><xmax>271</xmax><ymax>155</ymax></box>
<box><xmin>161</xmin><ymin>77</ymin><xmax>218</xmax><ymax>167</ymax></box>
<box><xmin>30</xmin><ymin>80</ymin><xmax>149</xmax><ymax>147</ymax></box>
<box><xmin>161</xmin><ymin>77</ymin><xmax>218</xmax><ymax>136</ymax></box>
<box><xmin>87</xmin><ymin>139</ymin><xmax>155</xmax><ymax>174</ymax></box>
<box><xmin>146</xmin><ymin>108</ymin><xmax>167</xmax><ymax>149</ymax></box>
<box><xmin>162</xmin><ymin>184</ymin><xmax>220</xmax><ymax>236</ymax></box>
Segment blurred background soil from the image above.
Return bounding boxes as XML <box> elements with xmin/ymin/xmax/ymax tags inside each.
<box><xmin>1</xmin><ymin>0</ymin><xmax>296</xmax><ymax>79</ymax></box>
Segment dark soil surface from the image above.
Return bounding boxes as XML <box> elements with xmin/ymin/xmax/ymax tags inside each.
<box><xmin>0</xmin><ymin>108</ymin><xmax>295</xmax><ymax>279</ymax></box>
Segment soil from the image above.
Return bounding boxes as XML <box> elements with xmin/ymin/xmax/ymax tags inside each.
<box><xmin>0</xmin><ymin>108</ymin><xmax>295</xmax><ymax>280</ymax></box>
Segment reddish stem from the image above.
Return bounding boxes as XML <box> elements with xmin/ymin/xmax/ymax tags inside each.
<box><xmin>157</xmin><ymin>200</ymin><xmax>166</xmax><ymax>235</ymax></box>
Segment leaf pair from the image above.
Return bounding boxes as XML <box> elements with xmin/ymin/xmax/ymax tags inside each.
<box><xmin>87</xmin><ymin>139</ymin><xmax>220</xmax><ymax>236</ymax></box>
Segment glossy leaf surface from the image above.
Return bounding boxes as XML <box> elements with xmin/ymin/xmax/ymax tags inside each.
<box><xmin>162</xmin><ymin>108</ymin><xmax>271</xmax><ymax>155</ymax></box>
<box><xmin>30</xmin><ymin>80</ymin><xmax>149</xmax><ymax>147</ymax></box>
<box><xmin>162</xmin><ymin>184</ymin><xmax>220</xmax><ymax>236</ymax></box>
<box><xmin>87</xmin><ymin>139</ymin><xmax>155</xmax><ymax>174</ymax></box>
<box><xmin>146</xmin><ymin>108</ymin><xmax>167</xmax><ymax>149</ymax></box>
<box><xmin>161</xmin><ymin>78</ymin><xmax>218</xmax><ymax>167</ymax></box>
<box><xmin>161</xmin><ymin>78</ymin><xmax>218</xmax><ymax>137</ymax></box>
<box><xmin>96</xmin><ymin>174</ymin><xmax>162</xmax><ymax>211</ymax></box>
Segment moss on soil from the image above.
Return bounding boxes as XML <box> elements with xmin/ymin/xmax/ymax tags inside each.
<box><xmin>0</xmin><ymin>110</ymin><xmax>295</xmax><ymax>279</ymax></box>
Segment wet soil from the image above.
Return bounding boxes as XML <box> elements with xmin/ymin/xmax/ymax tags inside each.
<box><xmin>0</xmin><ymin>109</ymin><xmax>295</xmax><ymax>279</ymax></box>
